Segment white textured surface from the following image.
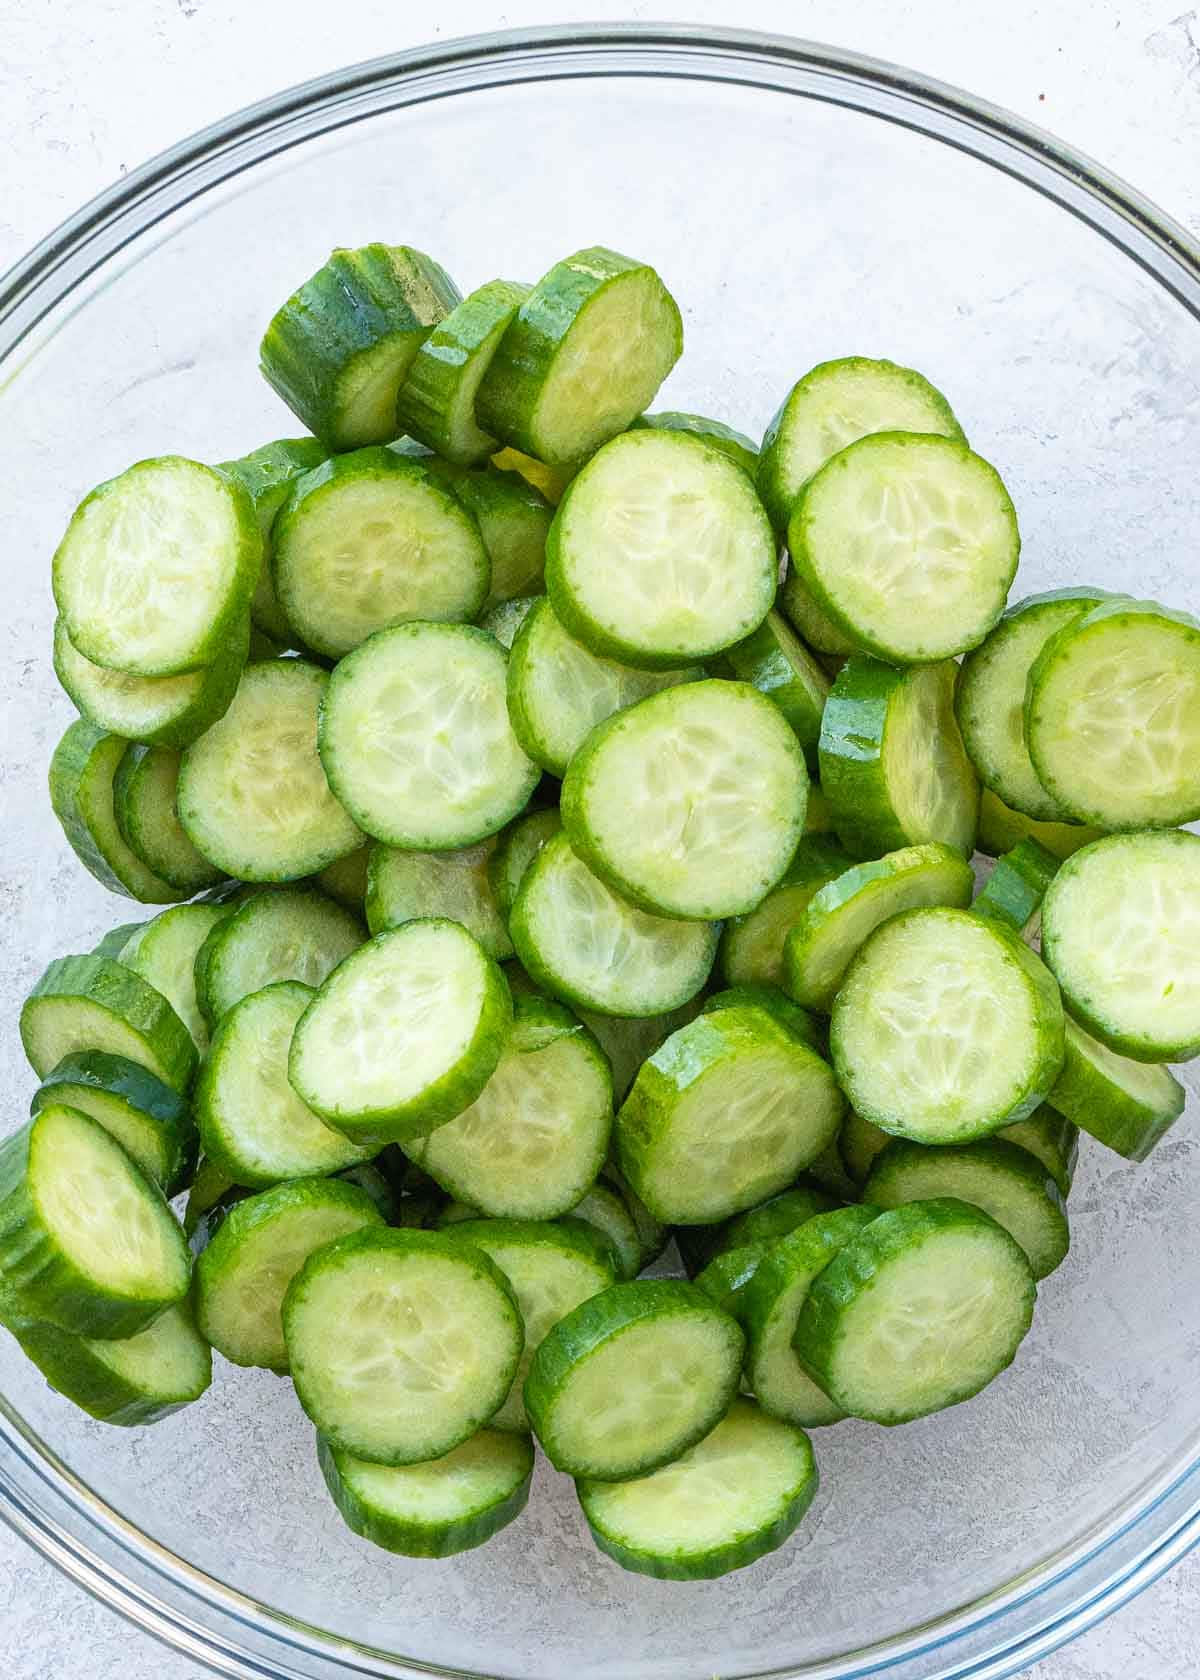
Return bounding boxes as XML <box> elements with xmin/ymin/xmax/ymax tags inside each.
<box><xmin>1</xmin><ymin>1</ymin><xmax>1199</xmax><ymax>1677</ymax></box>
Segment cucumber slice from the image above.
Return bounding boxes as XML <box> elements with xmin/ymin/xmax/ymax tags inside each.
<box><xmin>197</xmin><ymin>982</ymin><xmax>374</xmax><ymax>1187</ymax></box>
<box><xmin>284</xmin><ymin>1226</ymin><xmax>523</xmax><ymax>1464</ymax></box>
<box><xmin>973</xmin><ymin>839</ymin><xmax>1058</xmax><ymax>938</ymax></box>
<box><xmin>217</xmin><ymin>437</ymin><xmax>331</xmax><ymax>646</ymax></box>
<box><xmin>546</xmin><ymin>431</ymin><xmax>776</xmax><ymax>669</ymax></box>
<box><xmin>113</xmin><ymin>745</ymin><xmax>227</xmax><ymax>894</ymax></box>
<box><xmin>1026</xmin><ymin>597</ymin><xmax>1200</xmax><ymax>829</ymax></box>
<box><xmin>405</xmin><ymin>995</ymin><xmax>611</xmax><ymax>1220</ymax></box>
<box><xmin>314</xmin><ymin>845</ymin><xmax>371</xmax><ymax>911</ymax></box>
<box><xmin>699</xmin><ymin>985</ymin><xmax>824</xmax><ymax>1054</ymax></box>
<box><xmin>12</xmin><ymin>1300</ymin><xmax>211</xmax><ymax>1427</ymax></box>
<box><xmin>694</xmin><ymin>1244</ymin><xmax>767</xmax><ymax>1317</ymax></box>
<box><xmin>259</xmin><ymin>244</ymin><xmax>460</xmax><ymax>450</ymax></box>
<box><xmin>843</xmin><ymin>1104</ymin><xmax>1080</xmax><ymax>1199</ymax></box>
<box><xmin>578</xmin><ymin>1397</ymin><xmax>817</xmax><ymax>1580</ymax></box>
<box><xmin>956</xmin><ymin>587</ymin><xmax>1107</xmax><ymax>821</ymax></box>
<box><xmin>830</xmin><ymin>907</ymin><xmax>1064</xmax><ymax>1144</ymax></box>
<box><xmin>120</xmin><ymin>902</ymin><xmax>233</xmax><ymax>1052</ymax></box>
<box><xmin>779</xmin><ymin>571</ymin><xmax>858</xmax><ymax>658</ymax></box>
<box><xmin>795</xmin><ymin>1199</ymin><xmax>1036</xmax><ymax>1424</ymax></box>
<box><xmin>53</xmin><ymin>613</ymin><xmax>249</xmax><ymax>749</ymax></box>
<box><xmin>49</xmin><ymin>721</ymin><xmax>187</xmax><ymax>905</ymax></box>
<box><xmin>725</xmin><ymin>609</ymin><xmax>831</xmax><ymax>769</ymax></box>
<box><xmin>616</xmin><ymin>1004</ymin><xmax>843</xmax><ymax>1224</ymax></box>
<box><xmin>289</xmin><ymin>920</ymin><xmax>512</xmax><ymax>1148</ymax></box>
<box><xmin>599</xmin><ymin>1158</ymin><xmax>669</xmax><ymax>1271</ymax></box>
<box><xmin>784</xmin><ymin>843</ymin><xmax>975</xmax><ymax>1012</ymax></box>
<box><xmin>31</xmin><ymin>1052</ymin><xmax>196</xmax><ymax>1195</ymax></box>
<box><xmin>510</xmin><ymin>832</ymin><xmax>717</xmax><ymax>1018</ymax></box>
<box><xmin>179</xmin><ymin>659</ymin><xmax>362</xmax><ymax>881</ymax></box>
<box><xmin>442</xmin><ymin>1218</ymin><xmax>615</xmax><ymax>1430</ymax></box>
<box><xmin>0</xmin><ymin>1106</ymin><xmax>191</xmax><ymax>1339</ymax></box>
<box><xmin>712</xmin><ymin>1186</ymin><xmax>842</xmax><ymax>1260</ymax></box>
<box><xmin>431</xmin><ymin>462</ymin><xmax>553</xmax><ymax>610</ymax></box>
<box><xmin>574</xmin><ymin>997</ymin><xmax>704</xmax><ymax>1103</ymax></box>
<box><xmin>395</xmin><ymin>280</ymin><xmax>532</xmax><ymax>464</ymax></box>
<box><xmin>524</xmin><ymin>1279</ymin><xmax>744</xmax><ymax>1479</ymax></box>
<box><xmin>818</xmin><ymin>657</ymin><xmax>979</xmax><ymax>860</ymax></box>
<box><xmin>272</xmin><ymin>449</ymin><xmax>489</xmax><ymax>659</ymax></box>
<box><xmin>743</xmin><ymin>1206</ymin><xmax>881</xmax><ymax>1427</ymax></box>
<box><xmin>863</xmin><ymin>1137</ymin><xmax>1069</xmax><ymax>1279</ymax></box>
<box><xmin>562</xmin><ymin>680</ymin><xmax>807</xmax><ymax>921</ymax></box>
<box><xmin>1050</xmin><ymin>1018</ymin><xmax>1185</xmax><ymax>1161</ymax></box>
<box><xmin>977</xmin><ymin>787</ymin><xmax>1106</xmax><ymax>862</ymax></box>
<box><xmin>319</xmin><ymin>622</ymin><xmax>539</xmax><ymax>849</ymax></box>
<box><xmin>476</xmin><ymin>247</ymin><xmax>682</xmax><ymax>464</ymax></box>
<box><xmin>719</xmin><ymin>836</ymin><xmax>850</xmax><ymax>989</ymax></box>
<box><xmin>194</xmin><ymin>1176</ymin><xmax>384</xmax><ymax>1369</ymax></box>
<box><xmin>53</xmin><ymin>456</ymin><xmax>260</xmax><ymax>676</ymax></box>
<box><xmin>366</xmin><ymin>839</ymin><xmax>513</xmax><ymax>960</ymax></box>
<box><xmin>21</xmin><ymin>953</ymin><xmax>198</xmax><ymax>1093</ymax></box>
<box><xmin>631</xmin><ymin>410</ymin><xmax>758</xmax><ymax>478</ymax></box>
<box><xmin>1042</xmin><ymin>831</ymin><xmax>1200</xmax><ymax>1061</ymax></box>
<box><xmin>488</xmin><ymin>808</ymin><xmax>562</xmax><ymax>921</ymax></box>
<box><xmin>92</xmin><ymin>920</ymin><xmax>150</xmax><ymax>959</ymax></box>
<box><xmin>507</xmin><ymin>597</ymin><xmax>701</xmax><ymax>778</ymax></box>
<box><xmin>196</xmin><ymin>885</ymin><xmax>364</xmax><ymax>1025</ymax></box>
<box><xmin>758</xmin><ymin>356</ymin><xmax>964</xmax><ymax>530</ymax></box>
<box><xmin>318</xmin><ymin>1429</ymin><xmax>533</xmax><ymax>1558</ymax></box>
<box><xmin>479</xmin><ymin>592</ymin><xmax>540</xmax><ymax>651</ymax></box>
<box><xmin>568</xmin><ymin>1184</ymin><xmax>651</xmax><ymax>1281</ymax></box>
<box><xmin>790</xmin><ymin>432</ymin><xmax>1019</xmax><ymax>663</ymax></box>
<box><xmin>490</xmin><ymin>447</ymin><xmax>576</xmax><ymax>506</ymax></box>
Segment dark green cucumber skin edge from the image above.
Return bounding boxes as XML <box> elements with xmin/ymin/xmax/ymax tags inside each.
<box><xmin>193</xmin><ymin>884</ymin><xmax>360</xmax><ymax>1025</ymax></box>
<box><xmin>31</xmin><ymin>1051</ymin><xmax>198</xmax><ymax>1196</ymax></box>
<box><xmin>743</xmin><ymin>1204</ymin><xmax>882</xmax><ymax>1386</ymax></box>
<box><xmin>1004</xmin><ymin>1106</ymin><xmax>1080</xmax><ymax>1198</ymax></box>
<box><xmin>630</xmin><ymin>410</ymin><xmax>758</xmax><ymax>479</ymax></box>
<box><xmin>717</xmin><ymin>835</ymin><xmax>852</xmax><ymax>985</ymax></box>
<box><xmin>442</xmin><ymin>1215</ymin><xmax>619</xmax><ymax>1282</ymax></box>
<box><xmin>112</xmin><ymin>744</ymin><xmax>227</xmax><ymax>893</ymax></box>
<box><xmin>218</xmin><ymin>437</ymin><xmax>332</xmax><ymax>647</ymax></box>
<box><xmin>725</xmin><ymin>614</ymin><xmax>828</xmax><ymax>771</ymax></box>
<box><xmin>318</xmin><ymin>1433</ymin><xmax>534</xmax><ymax>1558</ymax></box>
<box><xmin>523</xmin><ymin>1279</ymin><xmax>745</xmax><ymax>1479</ymax></box>
<box><xmin>712</xmin><ymin>1185</ymin><xmax>841</xmax><ymax>1261</ymax></box>
<box><xmin>394</xmin><ymin>279</ymin><xmax>532</xmax><ymax>463</ymax></box>
<box><xmin>12</xmin><ymin>1313</ymin><xmax>211</xmax><ymax>1426</ymax></box>
<box><xmin>794</xmin><ymin>1198</ymin><xmax>1037</xmax><ymax>1425</ymax></box>
<box><xmin>699</xmin><ymin>985</ymin><xmax>825</xmax><ymax>1054</ymax></box>
<box><xmin>973</xmin><ymin>839</ymin><xmax>1058</xmax><ymax>934</ymax></box>
<box><xmin>48</xmin><ymin>721</ymin><xmax>185</xmax><ymax>905</ymax></box>
<box><xmin>20</xmin><ymin>954</ymin><xmax>199</xmax><ymax>1094</ymax></box>
<box><xmin>259</xmin><ymin>245</ymin><xmax>461</xmax><ymax>448</ymax></box>
<box><xmin>1050</xmin><ymin>1028</ymin><xmax>1185</xmax><ymax>1161</ymax></box>
<box><xmin>694</xmin><ymin>1243</ymin><xmax>768</xmax><ymax>1316</ymax></box>
<box><xmin>0</xmin><ymin>1112</ymin><xmax>190</xmax><ymax>1339</ymax></box>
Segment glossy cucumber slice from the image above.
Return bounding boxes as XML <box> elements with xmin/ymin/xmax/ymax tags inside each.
<box><xmin>699</xmin><ymin>983</ymin><xmax>824</xmax><ymax>1052</ymax></box>
<box><xmin>1050</xmin><ymin>1018</ymin><xmax>1185</xmax><ymax>1161</ymax></box>
<box><xmin>395</xmin><ymin>279</ymin><xmax>532</xmax><ymax>463</ymax></box>
<box><xmin>13</xmin><ymin>1300</ymin><xmax>211</xmax><ymax>1427</ymax></box>
<box><xmin>1042</xmin><ymin>831</ymin><xmax>1200</xmax><ymax>1061</ymax></box>
<box><xmin>830</xmin><ymin>907</ymin><xmax>1064</xmax><ymax>1144</ymax></box>
<box><xmin>49</xmin><ymin>721</ymin><xmax>187</xmax><ymax>904</ymax></box>
<box><xmin>784</xmin><ymin>843</ymin><xmax>975</xmax><ymax>1012</ymax></box>
<box><xmin>217</xmin><ymin>436</ymin><xmax>330</xmax><ymax>646</ymax></box>
<box><xmin>195</xmin><ymin>885</ymin><xmax>364</xmax><ymax>1025</ymax></box>
<box><xmin>319</xmin><ymin>623</ymin><xmax>539</xmax><ymax>849</ymax></box>
<box><xmin>112</xmin><ymin>745</ymin><xmax>226</xmax><ymax>894</ymax></box>
<box><xmin>598</xmin><ymin>1159</ymin><xmax>669</xmax><ymax>1272</ymax></box>
<box><xmin>547</xmin><ymin>430</ymin><xmax>776</xmax><ymax>669</ymax></box>
<box><xmin>843</xmin><ymin>1103</ymin><xmax>1079</xmax><ymax>1199</ymax></box>
<box><xmin>366</xmin><ymin>839</ymin><xmax>513</xmax><ymax>960</ymax></box>
<box><xmin>973</xmin><ymin>839</ymin><xmax>1059</xmax><ymax>938</ymax></box>
<box><xmin>31</xmin><ymin>1052</ymin><xmax>197</xmax><ymax>1196</ymax></box>
<box><xmin>977</xmin><ymin>788</ymin><xmax>1106</xmax><ymax>862</ymax></box>
<box><xmin>21</xmin><ymin>953</ymin><xmax>198</xmax><ymax>1093</ymax></box>
<box><xmin>259</xmin><ymin>243</ymin><xmax>460</xmax><ymax>450</ymax></box>
<box><xmin>476</xmin><ymin>246</ymin><xmax>682</xmax><ymax>464</ymax></box>
<box><xmin>725</xmin><ymin>609</ymin><xmax>831</xmax><ymax>768</ymax></box>
<box><xmin>431</xmin><ymin>461</ymin><xmax>553</xmax><ymax>610</ymax></box>
<box><xmin>179</xmin><ymin>660</ymin><xmax>362</xmax><ymax>881</ymax></box>
<box><xmin>284</xmin><ymin>1226</ymin><xmax>523</xmax><ymax>1464</ymax></box>
<box><xmin>630</xmin><ymin>410</ymin><xmax>758</xmax><ymax>477</ymax></box>
<box><xmin>288</xmin><ymin>920</ymin><xmax>512</xmax><ymax>1148</ymax></box>
<box><xmin>694</xmin><ymin>1244</ymin><xmax>767</xmax><ymax>1318</ymax></box>
<box><xmin>524</xmin><ymin>1279</ymin><xmax>743</xmax><ymax>1480</ymax></box>
<box><xmin>488</xmin><ymin>808</ymin><xmax>562</xmax><ymax>921</ymax></box>
<box><xmin>790</xmin><ymin>432</ymin><xmax>1018</xmax><ymax>663</ymax></box>
<box><xmin>120</xmin><ymin>902</ymin><xmax>233</xmax><ymax>1052</ymax></box>
<box><xmin>794</xmin><ymin>1199</ymin><xmax>1036</xmax><ymax>1425</ymax></box>
<box><xmin>818</xmin><ymin>657</ymin><xmax>978</xmax><ymax>860</ymax></box>
<box><xmin>562</xmin><ymin>680</ymin><xmax>807</xmax><ymax>921</ymax></box>
<box><xmin>719</xmin><ymin>836</ymin><xmax>850</xmax><ymax>989</ymax></box>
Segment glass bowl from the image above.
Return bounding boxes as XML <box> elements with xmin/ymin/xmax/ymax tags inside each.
<box><xmin>2</xmin><ymin>24</ymin><xmax>1199</xmax><ymax>1680</ymax></box>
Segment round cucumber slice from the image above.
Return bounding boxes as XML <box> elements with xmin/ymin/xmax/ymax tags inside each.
<box><xmin>488</xmin><ymin>808</ymin><xmax>561</xmax><ymax>921</ymax></box>
<box><xmin>366</xmin><ymin>838</ymin><xmax>513</xmax><ymax>960</ymax></box>
<box><xmin>790</xmin><ymin>432</ymin><xmax>1019</xmax><ymax>664</ymax></box>
<box><xmin>779</xmin><ymin>571</ymin><xmax>858</xmax><ymax>657</ymax></box>
<box><xmin>217</xmin><ymin>436</ymin><xmax>331</xmax><ymax>647</ymax></box>
<box><xmin>284</xmin><ymin>1226</ymin><xmax>523</xmax><ymax>1464</ymax></box>
<box><xmin>0</xmin><ymin>1106</ymin><xmax>191</xmax><ymax>1339</ymax></box>
<box><xmin>972</xmin><ymin>839</ymin><xmax>1059</xmax><ymax>938</ymax></box>
<box><xmin>977</xmin><ymin>787</ymin><xmax>1107</xmax><ymax>862</ymax></box>
<box><xmin>818</xmin><ymin>656</ymin><xmax>979</xmax><ymax>860</ymax></box>
<box><xmin>795</xmin><ymin>1199</ymin><xmax>1036</xmax><ymax>1425</ymax></box>
<box><xmin>699</xmin><ymin>984</ymin><xmax>824</xmax><ymax>1054</ymax></box>
<box><xmin>784</xmin><ymin>843</ymin><xmax>975</xmax><ymax>1012</ymax></box>
<box><xmin>719</xmin><ymin>836</ymin><xmax>850</xmax><ymax>989</ymax></box>
<box><xmin>179</xmin><ymin>659</ymin><xmax>363</xmax><ymax>881</ymax></box>
<box><xmin>320</xmin><ymin>622</ymin><xmax>539</xmax><ymax>849</ymax></box>
<box><xmin>725</xmin><ymin>609</ymin><xmax>831</xmax><ymax>769</ymax></box>
<box><xmin>1050</xmin><ymin>1018</ymin><xmax>1185</xmax><ymax>1161</ymax></box>
<box><xmin>1042</xmin><ymin>831</ymin><xmax>1200</xmax><ymax>1062</ymax></box>
<box><xmin>956</xmin><ymin>587</ymin><xmax>1108</xmax><ymax>821</ymax></box>
<box><xmin>31</xmin><ymin>1051</ymin><xmax>197</xmax><ymax>1196</ymax></box>
<box><xmin>711</xmin><ymin>1185</ymin><xmax>842</xmax><ymax>1261</ymax></box>
<box><xmin>196</xmin><ymin>885</ymin><xmax>364</xmax><ymax>1025</ymax></box>
<box><xmin>404</xmin><ymin>995</ymin><xmax>612</xmax><ymax>1221</ymax></box>
<box><xmin>524</xmin><ymin>1279</ymin><xmax>744</xmax><ymax>1480</ymax></box>
<box><xmin>830</xmin><ymin>907</ymin><xmax>1064</xmax><ymax>1144</ymax></box>
<box><xmin>1026</xmin><ymin>597</ymin><xmax>1200</xmax><ymax>829</ymax></box>
<box><xmin>842</xmin><ymin>1103</ymin><xmax>1080</xmax><ymax>1199</ymax></box>
<box><xmin>49</xmin><ymin>721</ymin><xmax>187</xmax><ymax>905</ymax></box>
<box><xmin>13</xmin><ymin>1300</ymin><xmax>211</xmax><ymax>1427</ymax></box>
<box><xmin>630</xmin><ymin>410</ymin><xmax>758</xmax><ymax>477</ymax></box>
<box><xmin>288</xmin><ymin>920</ymin><xmax>512</xmax><ymax>1148</ymax></box>
<box><xmin>509</xmin><ymin>831</ymin><xmax>717</xmax><ymax>1018</ymax></box>
<box><xmin>694</xmin><ymin>1244</ymin><xmax>767</xmax><ymax>1318</ymax></box>
<box><xmin>547</xmin><ymin>430</ymin><xmax>776</xmax><ymax>669</ymax></box>
<box><xmin>758</xmin><ymin>355</ymin><xmax>964</xmax><ymax>530</ymax></box>
<box><xmin>120</xmin><ymin>902</ymin><xmax>233</xmax><ymax>1052</ymax></box>
<box><xmin>578</xmin><ymin>1397</ymin><xmax>818</xmax><ymax>1581</ymax></box>
<box><xmin>113</xmin><ymin>745</ymin><xmax>227</xmax><ymax>894</ymax></box>
<box><xmin>562</xmin><ymin>679</ymin><xmax>808</xmax><ymax>921</ymax></box>
<box><xmin>318</xmin><ymin>1429</ymin><xmax>533</xmax><ymax>1558</ymax></box>
<box><xmin>395</xmin><ymin>279</ymin><xmax>532</xmax><ymax>464</ymax></box>
<box><xmin>616</xmin><ymin>1004</ymin><xmax>843</xmax><ymax>1224</ymax></box>
<box><xmin>21</xmin><ymin>953</ymin><xmax>198</xmax><ymax>1094</ymax></box>
<box><xmin>476</xmin><ymin>246</ymin><xmax>682</xmax><ymax>465</ymax></box>
<box><xmin>430</xmin><ymin>461</ymin><xmax>553</xmax><ymax>611</ymax></box>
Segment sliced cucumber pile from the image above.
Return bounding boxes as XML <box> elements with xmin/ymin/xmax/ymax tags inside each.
<box><xmin>13</xmin><ymin>239</ymin><xmax>1199</xmax><ymax>1585</ymax></box>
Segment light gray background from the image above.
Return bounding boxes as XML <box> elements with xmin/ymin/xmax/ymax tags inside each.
<box><xmin>0</xmin><ymin>1</ymin><xmax>1198</xmax><ymax>1675</ymax></box>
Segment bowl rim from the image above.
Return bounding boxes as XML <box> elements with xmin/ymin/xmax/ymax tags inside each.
<box><xmin>2</xmin><ymin>22</ymin><xmax>1199</xmax><ymax>1680</ymax></box>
